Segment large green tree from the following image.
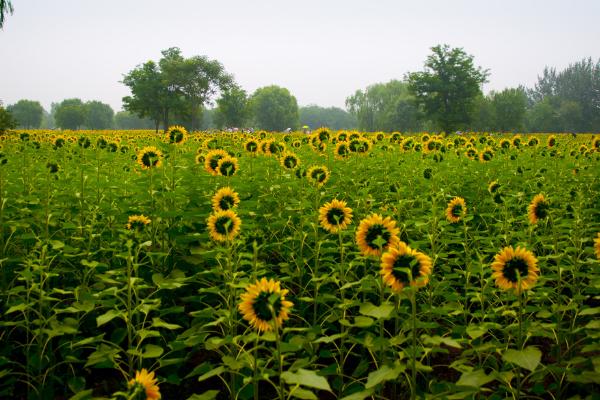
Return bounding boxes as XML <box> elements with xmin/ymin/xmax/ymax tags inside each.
<box><xmin>408</xmin><ymin>44</ymin><xmax>488</xmax><ymax>133</ymax></box>
<box><xmin>54</xmin><ymin>99</ymin><xmax>86</xmax><ymax>130</ymax></box>
<box><xmin>85</xmin><ymin>100</ymin><xmax>114</xmax><ymax>129</ymax></box>
<box><xmin>346</xmin><ymin>80</ymin><xmax>422</xmax><ymax>132</ymax></box>
<box><xmin>491</xmin><ymin>87</ymin><xmax>528</xmax><ymax>132</ymax></box>
<box><xmin>115</xmin><ymin>111</ymin><xmax>154</xmax><ymax>129</ymax></box>
<box><xmin>0</xmin><ymin>101</ymin><xmax>16</xmax><ymax>133</ymax></box>
<box><xmin>250</xmin><ymin>86</ymin><xmax>299</xmax><ymax>131</ymax></box>
<box><xmin>7</xmin><ymin>100</ymin><xmax>44</xmax><ymax>128</ymax></box>
<box><xmin>215</xmin><ymin>86</ymin><xmax>250</xmax><ymax>128</ymax></box>
<box><xmin>299</xmin><ymin>105</ymin><xmax>357</xmax><ymax>130</ymax></box>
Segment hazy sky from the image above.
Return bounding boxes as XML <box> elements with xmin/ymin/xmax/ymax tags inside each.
<box><xmin>1</xmin><ymin>0</ymin><xmax>599</xmax><ymax>112</ymax></box>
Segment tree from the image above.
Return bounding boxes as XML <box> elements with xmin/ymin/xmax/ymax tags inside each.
<box><xmin>491</xmin><ymin>87</ymin><xmax>527</xmax><ymax>132</ymax></box>
<box><xmin>408</xmin><ymin>44</ymin><xmax>489</xmax><ymax>133</ymax></box>
<box><xmin>115</xmin><ymin>111</ymin><xmax>155</xmax><ymax>129</ymax></box>
<box><xmin>299</xmin><ymin>105</ymin><xmax>357</xmax><ymax>130</ymax></box>
<box><xmin>346</xmin><ymin>80</ymin><xmax>422</xmax><ymax>132</ymax></box>
<box><xmin>7</xmin><ymin>100</ymin><xmax>44</xmax><ymax>128</ymax></box>
<box><xmin>0</xmin><ymin>101</ymin><xmax>16</xmax><ymax>133</ymax></box>
<box><xmin>54</xmin><ymin>99</ymin><xmax>86</xmax><ymax>130</ymax></box>
<box><xmin>85</xmin><ymin>101</ymin><xmax>114</xmax><ymax>129</ymax></box>
<box><xmin>470</xmin><ymin>95</ymin><xmax>496</xmax><ymax>132</ymax></box>
<box><xmin>0</xmin><ymin>0</ymin><xmax>13</xmax><ymax>29</ymax></box>
<box><xmin>122</xmin><ymin>47</ymin><xmax>233</xmax><ymax>132</ymax></box>
<box><xmin>250</xmin><ymin>86</ymin><xmax>299</xmax><ymax>131</ymax></box>
<box><xmin>215</xmin><ymin>86</ymin><xmax>250</xmax><ymax>128</ymax></box>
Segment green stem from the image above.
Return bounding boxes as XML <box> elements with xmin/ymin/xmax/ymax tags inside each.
<box><xmin>410</xmin><ymin>290</ymin><xmax>417</xmax><ymax>400</ymax></box>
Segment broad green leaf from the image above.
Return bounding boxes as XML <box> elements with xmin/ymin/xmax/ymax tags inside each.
<box><xmin>340</xmin><ymin>389</ymin><xmax>375</xmax><ymax>400</ymax></box>
<box><xmin>503</xmin><ymin>347</ymin><xmax>542</xmax><ymax>371</ymax></box>
<box><xmin>151</xmin><ymin>317</ymin><xmax>182</xmax><ymax>330</ymax></box>
<box><xmin>142</xmin><ymin>344</ymin><xmax>164</xmax><ymax>358</ymax></box>
<box><xmin>289</xmin><ymin>387</ymin><xmax>318</xmax><ymax>400</ymax></box>
<box><xmin>96</xmin><ymin>309</ymin><xmax>123</xmax><ymax>327</ymax></box>
<box><xmin>456</xmin><ymin>369</ymin><xmax>495</xmax><ymax>387</ymax></box>
<box><xmin>365</xmin><ymin>365</ymin><xmax>404</xmax><ymax>389</ymax></box>
<box><xmin>359</xmin><ymin>302</ymin><xmax>395</xmax><ymax>319</ymax></box>
<box><xmin>5</xmin><ymin>303</ymin><xmax>27</xmax><ymax>314</ymax></box>
<box><xmin>466</xmin><ymin>325</ymin><xmax>487</xmax><ymax>340</ymax></box>
<box><xmin>186</xmin><ymin>391</ymin><xmax>219</xmax><ymax>400</ymax></box>
<box><xmin>198</xmin><ymin>366</ymin><xmax>225</xmax><ymax>382</ymax></box>
<box><xmin>281</xmin><ymin>368</ymin><xmax>332</xmax><ymax>392</ymax></box>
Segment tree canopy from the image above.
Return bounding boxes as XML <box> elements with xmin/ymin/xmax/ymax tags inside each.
<box><xmin>299</xmin><ymin>105</ymin><xmax>356</xmax><ymax>130</ymax></box>
<box><xmin>408</xmin><ymin>44</ymin><xmax>488</xmax><ymax>133</ymax></box>
<box><xmin>54</xmin><ymin>99</ymin><xmax>86</xmax><ymax>130</ymax></box>
<box><xmin>215</xmin><ymin>86</ymin><xmax>250</xmax><ymax>128</ymax></box>
<box><xmin>0</xmin><ymin>101</ymin><xmax>16</xmax><ymax>133</ymax></box>
<box><xmin>7</xmin><ymin>99</ymin><xmax>44</xmax><ymax>128</ymax></box>
<box><xmin>250</xmin><ymin>86</ymin><xmax>299</xmax><ymax>131</ymax></box>
<box><xmin>85</xmin><ymin>100</ymin><xmax>114</xmax><ymax>129</ymax></box>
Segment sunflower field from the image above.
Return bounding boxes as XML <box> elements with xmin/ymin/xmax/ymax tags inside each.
<box><xmin>0</xmin><ymin>127</ymin><xmax>599</xmax><ymax>400</ymax></box>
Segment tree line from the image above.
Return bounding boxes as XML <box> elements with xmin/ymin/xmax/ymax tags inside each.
<box><xmin>2</xmin><ymin>45</ymin><xmax>598</xmax><ymax>133</ymax></box>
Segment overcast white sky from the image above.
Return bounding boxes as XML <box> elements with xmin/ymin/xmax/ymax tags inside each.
<box><xmin>1</xmin><ymin>0</ymin><xmax>599</xmax><ymax>112</ymax></box>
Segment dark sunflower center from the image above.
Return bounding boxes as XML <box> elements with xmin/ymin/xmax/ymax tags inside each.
<box><xmin>210</xmin><ymin>155</ymin><xmax>224</xmax><ymax>170</ymax></box>
<box><xmin>326</xmin><ymin>207</ymin><xmax>346</xmax><ymax>225</ymax></box>
<box><xmin>337</xmin><ymin>145</ymin><xmax>348</xmax><ymax>155</ymax></box>
<box><xmin>482</xmin><ymin>151</ymin><xmax>493</xmax><ymax>160</ymax></box>
<box><xmin>365</xmin><ymin>224</ymin><xmax>391</xmax><ymax>249</ymax></box>
<box><xmin>534</xmin><ymin>201</ymin><xmax>549</xmax><ymax>219</ymax></box>
<box><xmin>311</xmin><ymin>169</ymin><xmax>326</xmax><ymax>182</ymax></box>
<box><xmin>451</xmin><ymin>204</ymin><xmax>463</xmax><ymax>218</ymax></box>
<box><xmin>215</xmin><ymin>216</ymin><xmax>234</xmax><ymax>235</ymax></box>
<box><xmin>130</xmin><ymin>221</ymin><xmax>146</xmax><ymax>230</ymax></box>
<box><xmin>391</xmin><ymin>254</ymin><xmax>421</xmax><ymax>285</ymax></box>
<box><xmin>219</xmin><ymin>195</ymin><xmax>235</xmax><ymax>210</ymax></box>
<box><xmin>170</xmin><ymin>131</ymin><xmax>184</xmax><ymax>143</ymax></box>
<box><xmin>142</xmin><ymin>151</ymin><xmax>158</xmax><ymax>167</ymax></box>
<box><xmin>246</xmin><ymin>142</ymin><xmax>257</xmax><ymax>152</ymax></box>
<box><xmin>219</xmin><ymin>161</ymin><xmax>236</xmax><ymax>176</ymax></box>
<box><xmin>252</xmin><ymin>291</ymin><xmax>282</xmax><ymax>321</ymax></box>
<box><xmin>502</xmin><ymin>257</ymin><xmax>530</xmax><ymax>283</ymax></box>
<box><xmin>284</xmin><ymin>156</ymin><xmax>297</xmax><ymax>168</ymax></box>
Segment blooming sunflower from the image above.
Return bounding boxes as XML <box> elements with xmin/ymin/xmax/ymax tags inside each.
<box><xmin>479</xmin><ymin>147</ymin><xmax>494</xmax><ymax>162</ymax></box>
<box><xmin>211</xmin><ymin>187</ymin><xmax>240</xmax><ymax>212</ymax></box>
<box><xmin>464</xmin><ymin>147</ymin><xmax>478</xmax><ymax>160</ymax></box>
<box><xmin>334</xmin><ymin>141</ymin><xmax>350</xmax><ymax>159</ymax></box>
<box><xmin>528</xmin><ymin>194</ymin><xmax>549</xmax><ymax>224</ymax></box>
<box><xmin>499</xmin><ymin>138</ymin><xmax>511</xmax><ymax>149</ymax></box>
<box><xmin>207</xmin><ymin>209</ymin><xmax>241</xmax><ymax>242</ymax></box>
<box><xmin>238</xmin><ymin>277</ymin><xmax>294</xmax><ymax>332</ymax></box>
<box><xmin>244</xmin><ymin>138</ymin><xmax>259</xmax><ymax>153</ymax></box>
<box><xmin>491</xmin><ymin>246</ymin><xmax>539</xmax><ymax>293</ymax></box>
<box><xmin>216</xmin><ymin>155</ymin><xmax>239</xmax><ymax>176</ymax></box>
<box><xmin>128</xmin><ymin>368</ymin><xmax>161</xmax><ymax>400</ymax></box>
<box><xmin>127</xmin><ymin>215</ymin><xmax>151</xmax><ymax>230</ymax></box>
<box><xmin>314</xmin><ymin>127</ymin><xmax>331</xmax><ymax>142</ymax></box>
<box><xmin>279</xmin><ymin>151</ymin><xmax>300</xmax><ymax>170</ymax></box>
<box><xmin>380</xmin><ymin>241</ymin><xmax>433</xmax><ymax>292</ymax></box>
<box><xmin>335</xmin><ymin>131</ymin><xmax>348</xmax><ymax>142</ymax></box>
<box><xmin>204</xmin><ymin>149</ymin><xmax>229</xmax><ymax>175</ymax></box>
<box><xmin>137</xmin><ymin>146</ymin><xmax>163</xmax><ymax>170</ymax></box>
<box><xmin>594</xmin><ymin>233</ymin><xmax>600</xmax><ymax>260</ymax></box>
<box><xmin>306</xmin><ymin>165</ymin><xmax>330</xmax><ymax>187</ymax></box>
<box><xmin>488</xmin><ymin>180</ymin><xmax>501</xmax><ymax>194</ymax></box>
<box><xmin>355</xmin><ymin>214</ymin><xmax>400</xmax><ymax>257</ymax></box>
<box><xmin>195</xmin><ymin>153</ymin><xmax>205</xmax><ymax>165</ymax></box>
<box><xmin>318</xmin><ymin>199</ymin><xmax>353</xmax><ymax>233</ymax></box>
<box><xmin>166</xmin><ymin>125</ymin><xmax>188</xmax><ymax>145</ymax></box>
<box><xmin>547</xmin><ymin>135</ymin><xmax>556</xmax><ymax>147</ymax></box>
<box><xmin>445</xmin><ymin>197</ymin><xmax>467</xmax><ymax>223</ymax></box>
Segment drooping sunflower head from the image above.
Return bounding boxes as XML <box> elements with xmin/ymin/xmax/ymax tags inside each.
<box><xmin>318</xmin><ymin>199</ymin><xmax>353</xmax><ymax>233</ymax></box>
<box><xmin>137</xmin><ymin>146</ymin><xmax>163</xmax><ymax>170</ymax></box>
<box><xmin>127</xmin><ymin>214</ymin><xmax>151</xmax><ymax>231</ymax></box>
<box><xmin>499</xmin><ymin>138</ymin><xmax>511</xmax><ymax>149</ymax></box>
<box><xmin>216</xmin><ymin>155</ymin><xmax>239</xmax><ymax>177</ymax></box>
<box><xmin>211</xmin><ymin>187</ymin><xmax>240</xmax><ymax>212</ymax></box>
<box><xmin>335</xmin><ymin>131</ymin><xmax>348</xmax><ymax>142</ymax></box>
<box><xmin>238</xmin><ymin>277</ymin><xmax>294</xmax><ymax>332</ymax></box>
<box><xmin>279</xmin><ymin>151</ymin><xmax>300</xmax><ymax>170</ymax></box>
<box><xmin>594</xmin><ymin>233</ymin><xmax>600</xmax><ymax>260</ymax></box>
<box><xmin>401</xmin><ymin>137</ymin><xmax>414</xmax><ymax>151</ymax></box>
<box><xmin>78</xmin><ymin>136</ymin><xmax>91</xmax><ymax>149</ymax></box>
<box><xmin>128</xmin><ymin>368</ymin><xmax>161</xmax><ymax>400</ymax></box>
<box><xmin>488</xmin><ymin>180</ymin><xmax>501</xmax><ymax>194</ymax></box>
<box><xmin>380</xmin><ymin>241</ymin><xmax>433</xmax><ymax>293</ymax></box>
<box><xmin>491</xmin><ymin>246</ymin><xmax>539</xmax><ymax>293</ymax></box>
<box><xmin>528</xmin><ymin>136</ymin><xmax>539</xmax><ymax>147</ymax></box>
<box><xmin>314</xmin><ymin>127</ymin><xmax>331</xmax><ymax>142</ymax></box>
<box><xmin>355</xmin><ymin>214</ymin><xmax>400</xmax><ymax>257</ymax></box>
<box><xmin>244</xmin><ymin>138</ymin><xmax>259</xmax><ymax>153</ymax></box>
<box><xmin>528</xmin><ymin>193</ymin><xmax>549</xmax><ymax>224</ymax></box>
<box><xmin>445</xmin><ymin>197</ymin><xmax>467</xmax><ymax>223</ymax></box>
<box><xmin>547</xmin><ymin>135</ymin><xmax>556</xmax><ymax>147</ymax></box>
<box><xmin>512</xmin><ymin>135</ymin><xmax>522</xmax><ymax>148</ymax></box>
<box><xmin>306</xmin><ymin>165</ymin><xmax>330</xmax><ymax>187</ymax></box>
<box><xmin>166</xmin><ymin>125</ymin><xmax>188</xmax><ymax>145</ymax></box>
<box><xmin>424</xmin><ymin>138</ymin><xmax>443</xmax><ymax>153</ymax></box>
<box><xmin>479</xmin><ymin>147</ymin><xmax>494</xmax><ymax>162</ymax></box>
<box><xmin>465</xmin><ymin>148</ymin><xmax>478</xmax><ymax>160</ymax></box>
<box><xmin>204</xmin><ymin>149</ymin><xmax>229</xmax><ymax>175</ymax></box>
<box><xmin>268</xmin><ymin>141</ymin><xmax>285</xmax><ymax>156</ymax></box>
<box><xmin>207</xmin><ymin>209</ymin><xmax>241</xmax><ymax>242</ymax></box>
<box><xmin>335</xmin><ymin>141</ymin><xmax>350</xmax><ymax>159</ymax></box>
<box><xmin>53</xmin><ymin>136</ymin><xmax>66</xmax><ymax>148</ymax></box>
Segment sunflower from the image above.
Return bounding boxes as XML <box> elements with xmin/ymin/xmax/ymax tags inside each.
<box><xmin>479</xmin><ymin>147</ymin><xmax>494</xmax><ymax>162</ymax></box>
<box><xmin>204</xmin><ymin>149</ymin><xmax>229</xmax><ymax>175</ymax></box>
<box><xmin>355</xmin><ymin>214</ymin><xmax>400</xmax><ymax>257</ymax></box>
<box><xmin>53</xmin><ymin>136</ymin><xmax>66</xmax><ymax>148</ymax></box>
<box><xmin>291</xmin><ymin>139</ymin><xmax>302</xmax><ymax>149</ymax></box>
<box><xmin>238</xmin><ymin>277</ymin><xmax>294</xmax><ymax>332</ymax></box>
<box><xmin>424</xmin><ymin>138</ymin><xmax>443</xmax><ymax>153</ymax></box>
<box><xmin>195</xmin><ymin>153</ymin><xmax>205</xmax><ymax>165</ymax></box>
<box><xmin>306</xmin><ymin>165</ymin><xmax>330</xmax><ymax>187</ymax></box>
<box><xmin>260</xmin><ymin>139</ymin><xmax>273</xmax><ymax>155</ymax></box>
<box><xmin>244</xmin><ymin>138</ymin><xmax>259</xmax><ymax>153</ymax></box>
<box><xmin>335</xmin><ymin>131</ymin><xmax>348</xmax><ymax>142</ymax></box>
<box><xmin>268</xmin><ymin>141</ymin><xmax>285</xmax><ymax>156</ymax></box>
<box><xmin>318</xmin><ymin>199</ymin><xmax>353</xmax><ymax>233</ymax></box>
<box><xmin>314</xmin><ymin>127</ymin><xmax>331</xmax><ymax>142</ymax></box>
<box><xmin>594</xmin><ymin>233</ymin><xmax>600</xmax><ymax>260</ymax></box>
<box><xmin>445</xmin><ymin>197</ymin><xmax>466</xmax><ymax>223</ymax></box>
<box><xmin>216</xmin><ymin>155</ymin><xmax>239</xmax><ymax>176</ymax></box>
<box><xmin>207</xmin><ymin>209</ymin><xmax>241</xmax><ymax>242</ymax></box>
<box><xmin>334</xmin><ymin>141</ymin><xmax>350</xmax><ymax>159</ymax></box>
<box><xmin>279</xmin><ymin>151</ymin><xmax>300</xmax><ymax>170</ymax></box>
<box><xmin>127</xmin><ymin>215</ymin><xmax>151</xmax><ymax>230</ymax></box>
<box><xmin>464</xmin><ymin>147</ymin><xmax>478</xmax><ymax>160</ymax></box>
<box><xmin>528</xmin><ymin>194</ymin><xmax>549</xmax><ymax>224</ymax></box>
<box><xmin>488</xmin><ymin>180</ymin><xmax>501</xmax><ymax>194</ymax></box>
<box><xmin>166</xmin><ymin>125</ymin><xmax>188</xmax><ymax>145</ymax></box>
<box><xmin>491</xmin><ymin>246</ymin><xmax>539</xmax><ymax>293</ymax></box>
<box><xmin>309</xmin><ymin>135</ymin><xmax>326</xmax><ymax>152</ymax></box>
<box><xmin>547</xmin><ymin>135</ymin><xmax>556</xmax><ymax>147</ymax></box>
<box><xmin>528</xmin><ymin>136</ymin><xmax>539</xmax><ymax>147</ymax></box>
<box><xmin>380</xmin><ymin>241</ymin><xmax>432</xmax><ymax>292</ymax></box>
<box><xmin>211</xmin><ymin>187</ymin><xmax>240</xmax><ymax>212</ymax></box>
<box><xmin>128</xmin><ymin>368</ymin><xmax>161</xmax><ymax>400</ymax></box>
<box><xmin>137</xmin><ymin>146</ymin><xmax>163</xmax><ymax>170</ymax></box>
<box><xmin>499</xmin><ymin>138</ymin><xmax>511</xmax><ymax>149</ymax></box>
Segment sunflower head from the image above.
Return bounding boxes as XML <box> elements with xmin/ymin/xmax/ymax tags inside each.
<box><xmin>217</xmin><ymin>155</ymin><xmax>239</xmax><ymax>177</ymax></box>
<box><xmin>306</xmin><ymin>165</ymin><xmax>330</xmax><ymax>187</ymax></box>
<box><xmin>238</xmin><ymin>277</ymin><xmax>293</xmax><ymax>332</ymax></box>
<box><xmin>195</xmin><ymin>153</ymin><xmax>205</xmax><ymax>165</ymax></box>
<box><xmin>127</xmin><ymin>215</ymin><xmax>151</xmax><ymax>231</ymax></box>
<box><xmin>46</xmin><ymin>162</ymin><xmax>60</xmax><ymax>174</ymax></box>
<box><xmin>491</xmin><ymin>246</ymin><xmax>539</xmax><ymax>293</ymax></box>
<box><xmin>465</xmin><ymin>148</ymin><xmax>478</xmax><ymax>160</ymax></box>
<box><xmin>280</xmin><ymin>151</ymin><xmax>300</xmax><ymax>170</ymax></box>
<box><xmin>204</xmin><ymin>149</ymin><xmax>229</xmax><ymax>175</ymax></box>
<box><xmin>380</xmin><ymin>241</ymin><xmax>433</xmax><ymax>293</ymax></box>
<box><xmin>314</xmin><ymin>127</ymin><xmax>331</xmax><ymax>142</ymax></box>
<box><xmin>211</xmin><ymin>187</ymin><xmax>240</xmax><ymax>212</ymax></box>
<box><xmin>446</xmin><ymin>197</ymin><xmax>467</xmax><ymax>223</ymax></box>
<box><xmin>128</xmin><ymin>368</ymin><xmax>161</xmax><ymax>400</ymax></box>
<box><xmin>207</xmin><ymin>209</ymin><xmax>242</xmax><ymax>242</ymax></box>
<box><xmin>547</xmin><ymin>135</ymin><xmax>557</xmax><ymax>147</ymax></box>
<box><xmin>355</xmin><ymin>214</ymin><xmax>400</xmax><ymax>257</ymax></box>
<box><xmin>488</xmin><ymin>180</ymin><xmax>501</xmax><ymax>194</ymax></box>
<box><xmin>166</xmin><ymin>125</ymin><xmax>188</xmax><ymax>145</ymax></box>
<box><xmin>335</xmin><ymin>142</ymin><xmax>350</xmax><ymax>159</ymax></box>
<box><xmin>479</xmin><ymin>147</ymin><xmax>494</xmax><ymax>162</ymax></box>
<box><xmin>244</xmin><ymin>138</ymin><xmax>259</xmax><ymax>153</ymax></box>
<box><xmin>528</xmin><ymin>194</ymin><xmax>549</xmax><ymax>224</ymax></box>
<box><xmin>137</xmin><ymin>146</ymin><xmax>163</xmax><ymax>170</ymax></box>
<box><xmin>319</xmin><ymin>199</ymin><xmax>353</xmax><ymax>233</ymax></box>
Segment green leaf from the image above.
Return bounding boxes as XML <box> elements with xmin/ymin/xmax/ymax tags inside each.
<box><xmin>289</xmin><ymin>387</ymin><xmax>318</xmax><ymax>400</ymax></box>
<box><xmin>503</xmin><ymin>347</ymin><xmax>542</xmax><ymax>371</ymax></box>
<box><xmin>456</xmin><ymin>369</ymin><xmax>495</xmax><ymax>387</ymax></box>
<box><xmin>340</xmin><ymin>389</ymin><xmax>375</xmax><ymax>400</ymax></box>
<box><xmin>151</xmin><ymin>317</ymin><xmax>182</xmax><ymax>330</ymax></box>
<box><xmin>365</xmin><ymin>365</ymin><xmax>404</xmax><ymax>389</ymax></box>
<box><xmin>142</xmin><ymin>344</ymin><xmax>164</xmax><ymax>358</ymax></box>
<box><xmin>359</xmin><ymin>302</ymin><xmax>395</xmax><ymax>319</ymax></box>
<box><xmin>68</xmin><ymin>390</ymin><xmax>93</xmax><ymax>400</ymax></box>
<box><xmin>96</xmin><ymin>309</ymin><xmax>123</xmax><ymax>327</ymax></box>
<box><xmin>5</xmin><ymin>303</ymin><xmax>27</xmax><ymax>314</ymax></box>
<box><xmin>186</xmin><ymin>391</ymin><xmax>220</xmax><ymax>400</ymax></box>
<box><xmin>466</xmin><ymin>325</ymin><xmax>487</xmax><ymax>340</ymax></box>
<box><xmin>281</xmin><ymin>368</ymin><xmax>332</xmax><ymax>392</ymax></box>
<box><xmin>198</xmin><ymin>366</ymin><xmax>225</xmax><ymax>382</ymax></box>
<box><xmin>580</xmin><ymin>307</ymin><xmax>600</xmax><ymax>316</ymax></box>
